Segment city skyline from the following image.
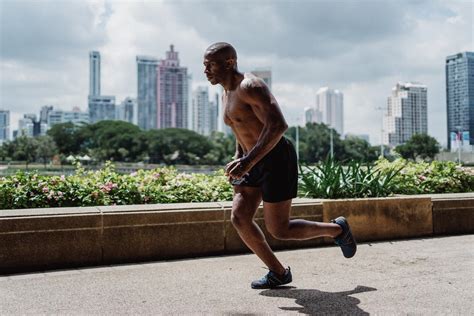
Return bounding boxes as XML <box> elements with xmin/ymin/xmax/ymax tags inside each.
<box><xmin>0</xmin><ymin>0</ymin><xmax>472</xmax><ymax>146</ymax></box>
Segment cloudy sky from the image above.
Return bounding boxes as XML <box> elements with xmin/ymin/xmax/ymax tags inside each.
<box><xmin>0</xmin><ymin>0</ymin><xmax>472</xmax><ymax>146</ymax></box>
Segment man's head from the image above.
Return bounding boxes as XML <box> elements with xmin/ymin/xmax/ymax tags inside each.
<box><xmin>203</xmin><ymin>42</ymin><xmax>237</xmax><ymax>85</ymax></box>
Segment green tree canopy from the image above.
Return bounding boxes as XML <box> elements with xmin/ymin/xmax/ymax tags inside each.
<box><xmin>395</xmin><ymin>133</ymin><xmax>440</xmax><ymax>161</ymax></box>
<box><xmin>286</xmin><ymin>123</ymin><xmax>345</xmax><ymax>163</ymax></box>
<box><xmin>9</xmin><ymin>135</ymin><xmax>39</xmax><ymax>168</ymax></box>
<box><xmin>46</xmin><ymin>122</ymin><xmax>85</xmax><ymax>155</ymax></box>
<box><xmin>146</xmin><ymin>128</ymin><xmax>214</xmax><ymax>164</ymax></box>
<box><xmin>35</xmin><ymin>135</ymin><xmax>58</xmax><ymax>167</ymax></box>
<box><xmin>341</xmin><ymin>135</ymin><xmax>379</xmax><ymax>162</ymax></box>
<box><xmin>80</xmin><ymin>120</ymin><xmax>147</xmax><ymax>162</ymax></box>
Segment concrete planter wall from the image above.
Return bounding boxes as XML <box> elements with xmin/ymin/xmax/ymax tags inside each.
<box><xmin>1</xmin><ymin>193</ymin><xmax>473</xmax><ymax>274</ymax></box>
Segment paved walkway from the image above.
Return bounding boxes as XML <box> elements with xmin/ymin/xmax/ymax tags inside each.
<box><xmin>1</xmin><ymin>235</ymin><xmax>473</xmax><ymax>315</ymax></box>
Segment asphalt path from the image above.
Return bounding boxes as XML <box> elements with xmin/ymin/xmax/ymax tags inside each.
<box><xmin>1</xmin><ymin>235</ymin><xmax>473</xmax><ymax>315</ymax></box>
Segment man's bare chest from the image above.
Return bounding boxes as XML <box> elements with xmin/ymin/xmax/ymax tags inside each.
<box><xmin>223</xmin><ymin>93</ymin><xmax>253</xmax><ymax>123</ymax></box>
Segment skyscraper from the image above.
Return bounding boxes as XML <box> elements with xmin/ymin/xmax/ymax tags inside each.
<box><xmin>157</xmin><ymin>45</ymin><xmax>189</xmax><ymax>129</ymax></box>
<box><xmin>251</xmin><ymin>69</ymin><xmax>272</xmax><ymax>91</ymax></box>
<box><xmin>88</xmin><ymin>51</ymin><xmax>115</xmax><ymax>124</ymax></box>
<box><xmin>116</xmin><ymin>97</ymin><xmax>135</xmax><ymax>124</ymax></box>
<box><xmin>40</xmin><ymin>105</ymin><xmax>53</xmax><ymax>124</ymax></box>
<box><xmin>18</xmin><ymin>114</ymin><xmax>48</xmax><ymax>137</ymax></box>
<box><xmin>88</xmin><ymin>96</ymin><xmax>116</xmax><ymax>123</ymax></box>
<box><xmin>304</xmin><ymin>106</ymin><xmax>323</xmax><ymax>125</ymax></box>
<box><xmin>383</xmin><ymin>82</ymin><xmax>428</xmax><ymax>147</ymax></box>
<box><xmin>137</xmin><ymin>55</ymin><xmax>159</xmax><ymax>130</ymax></box>
<box><xmin>315</xmin><ymin>87</ymin><xmax>344</xmax><ymax>136</ymax></box>
<box><xmin>89</xmin><ymin>51</ymin><xmax>101</xmax><ymax>96</ymax></box>
<box><xmin>192</xmin><ymin>86</ymin><xmax>209</xmax><ymax>135</ymax></box>
<box><xmin>48</xmin><ymin>107</ymin><xmax>89</xmax><ymax>127</ymax></box>
<box><xmin>209</xmin><ymin>93</ymin><xmax>219</xmax><ymax>134</ymax></box>
<box><xmin>191</xmin><ymin>87</ymin><xmax>218</xmax><ymax>136</ymax></box>
<box><xmin>0</xmin><ymin>110</ymin><xmax>10</xmax><ymax>143</ymax></box>
<box><xmin>446</xmin><ymin>51</ymin><xmax>474</xmax><ymax>152</ymax></box>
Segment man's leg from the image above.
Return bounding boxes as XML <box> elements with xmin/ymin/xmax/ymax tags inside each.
<box><xmin>263</xmin><ymin>199</ymin><xmax>342</xmax><ymax>240</ymax></box>
<box><xmin>231</xmin><ymin>185</ymin><xmax>286</xmax><ymax>275</ymax></box>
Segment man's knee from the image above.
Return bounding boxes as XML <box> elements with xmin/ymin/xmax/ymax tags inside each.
<box><xmin>230</xmin><ymin>210</ymin><xmax>252</xmax><ymax>229</ymax></box>
<box><xmin>267</xmin><ymin>225</ymin><xmax>290</xmax><ymax>240</ymax></box>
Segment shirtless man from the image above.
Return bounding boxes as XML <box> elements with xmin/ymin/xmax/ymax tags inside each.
<box><xmin>203</xmin><ymin>42</ymin><xmax>357</xmax><ymax>289</ymax></box>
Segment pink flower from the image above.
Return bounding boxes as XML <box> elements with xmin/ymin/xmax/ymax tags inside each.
<box><xmin>60</xmin><ymin>175</ymin><xmax>66</xmax><ymax>181</ymax></box>
<box><xmin>153</xmin><ymin>172</ymin><xmax>161</xmax><ymax>179</ymax></box>
<box><xmin>42</xmin><ymin>187</ymin><xmax>49</xmax><ymax>193</ymax></box>
<box><xmin>130</xmin><ymin>172</ymin><xmax>138</xmax><ymax>177</ymax></box>
<box><xmin>99</xmin><ymin>182</ymin><xmax>117</xmax><ymax>193</ymax></box>
<box><xmin>57</xmin><ymin>191</ymin><xmax>63</xmax><ymax>197</ymax></box>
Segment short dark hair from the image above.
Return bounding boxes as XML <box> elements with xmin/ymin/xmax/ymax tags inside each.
<box><xmin>205</xmin><ymin>42</ymin><xmax>237</xmax><ymax>61</ymax></box>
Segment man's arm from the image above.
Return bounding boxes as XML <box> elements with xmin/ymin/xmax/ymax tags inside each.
<box><xmin>234</xmin><ymin>141</ymin><xmax>244</xmax><ymax>159</ymax></box>
<box><xmin>240</xmin><ymin>78</ymin><xmax>288</xmax><ymax>167</ymax></box>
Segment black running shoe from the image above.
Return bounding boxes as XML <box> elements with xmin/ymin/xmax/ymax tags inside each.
<box><xmin>332</xmin><ymin>216</ymin><xmax>357</xmax><ymax>258</ymax></box>
<box><xmin>251</xmin><ymin>267</ymin><xmax>292</xmax><ymax>289</ymax></box>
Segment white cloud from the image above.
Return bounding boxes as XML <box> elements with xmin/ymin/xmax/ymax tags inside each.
<box><xmin>0</xmin><ymin>0</ymin><xmax>472</xmax><ymax>146</ymax></box>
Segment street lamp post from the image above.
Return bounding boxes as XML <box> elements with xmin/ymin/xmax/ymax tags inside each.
<box><xmin>455</xmin><ymin>126</ymin><xmax>462</xmax><ymax>164</ymax></box>
<box><xmin>295</xmin><ymin>122</ymin><xmax>299</xmax><ymax>162</ymax></box>
<box><xmin>330</xmin><ymin>127</ymin><xmax>334</xmax><ymax>159</ymax></box>
<box><xmin>375</xmin><ymin>106</ymin><xmax>385</xmax><ymax>158</ymax></box>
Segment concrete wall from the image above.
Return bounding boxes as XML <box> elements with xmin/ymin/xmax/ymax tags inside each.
<box><xmin>1</xmin><ymin>193</ymin><xmax>473</xmax><ymax>274</ymax></box>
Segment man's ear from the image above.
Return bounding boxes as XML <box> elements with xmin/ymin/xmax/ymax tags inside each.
<box><xmin>225</xmin><ymin>58</ymin><xmax>235</xmax><ymax>69</ymax></box>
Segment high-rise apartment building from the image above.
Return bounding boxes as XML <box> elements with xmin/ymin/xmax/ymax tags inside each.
<box><xmin>40</xmin><ymin>105</ymin><xmax>53</xmax><ymax>124</ymax></box>
<box><xmin>88</xmin><ymin>96</ymin><xmax>116</xmax><ymax>123</ymax></box>
<box><xmin>209</xmin><ymin>93</ymin><xmax>219</xmax><ymax>134</ymax></box>
<box><xmin>88</xmin><ymin>50</ymin><xmax>116</xmax><ymax>124</ymax></box>
<box><xmin>137</xmin><ymin>56</ymin><xmax>159</xmax><ymax>130</ymax></box>
<box><xmin>191</xmin><ymin>87</ymin><xmax>218</xmax><ymax>136</ymax></box>
<box><xmin>17</xmin><ymin>114</ymin><xmax>47</xmax><ymax>137</ymax></box>
<box><xmin>304</xmin><ymin>106</ymin><xmax>323</xmax><ymax>125</ymax></box>
<box><xmin>18</xmin><ymin>117</ymin><xmax>34</xmax><ymax>137</ymax></box>
<box><xmin>48</xmin><ymin>107</ymin><xmax>89</xmax><ymax>127</ymax></box>
<box><xmin>315</xmin><ymin>87</ymin><xmax>344</xmax><ymax>136</ymax></box>
<box><xmin>157</xmin><ymin>45</ymin><xmax>189</xmax><ymax>129</ymax></box>
<box><xmin>251</xmin><ymin>69</ymin><xmax>272</xmax><ymax>91</ymax></box>
<box><xmin>0</xmin><ymin>110</ymin><xmax>10</xmax><ymax>143</ymax></box>
<box><xmin>446</xmin><ymin>51</ymin><xmax>474</xmax><ymax>152</ymax></box>
<box><xmin>89</xmin><ymin>51</ymin><xmax>101</xmax><ymax>96</ymax></box>
<box><xmin>383</xmin><ymin>82</ymin><xmax>428</xmax><ymax>147</ymax></box>
<box><xmin>116</xmin><ymin>97</ymin><xmax>135</xmax><ymax>124</ymax></box>
<box><xmin>192</xmin><ymin>87</ymin><xmax>209</xmax><ymax>135</ymax></box>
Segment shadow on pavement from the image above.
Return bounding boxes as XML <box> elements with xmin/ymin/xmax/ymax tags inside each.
<box><xmin>260</xmin><ymin>285</ymin><xmax>377</xmax><ymax>315</ymax></box>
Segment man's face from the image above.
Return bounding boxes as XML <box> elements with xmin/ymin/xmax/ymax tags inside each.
<box><xmin>203</xmin><ymin>53</ymin><xmax>227</xmax><ymax>85</ymax></box>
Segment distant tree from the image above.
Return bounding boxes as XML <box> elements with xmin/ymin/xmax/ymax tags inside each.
<box><xmin>395</xmin><ymin>133</ymin><xmax>440</xmax><ymax>161</ymax></box>
<box><xmin>341</xmin><ymin>135</ymin><xmax>379</xmax><ymax>162</ymax></box>
<box><xmin>10</xmin><ymin>135</ymin><xmax>39</xmax><ymax>168</ymax></box>
<box><xmin>206</xmin><ymin>131</ymin><xmax>235</xmax><ymax>164</ymax></box>
<box><xmin>80</xmin><ymin>121</ymin><xmax>147</xmax><ymax>162</ymax></box>
<box><xmin>286</xmin><ymin>123</ymin><xmax>344</xmax><ymax>163</ymax></box>
<box><xmin>35</xmin><ymin>135</ymin><xmax>58</xmax><ymax>167</ymax></box>
<box><xmin>146</xmin><ymin>128</ymin><xmax>213</xmax><ymax>164</ymax></box>
<box><xmin>0</xmin><ymin>143</ymin><xmax>9</xmax><ymax>161</ymax></box>
<box><xmin>47</xmin><ymin>122</ymin><xmax>85</xmax><ymax>155</ymax></box>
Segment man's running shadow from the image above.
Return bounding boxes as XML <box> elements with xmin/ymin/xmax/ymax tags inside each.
<box><xmin>260</xmin><ymin>285</ymin><xmax>377</xmax><ymax>315</ymax></box>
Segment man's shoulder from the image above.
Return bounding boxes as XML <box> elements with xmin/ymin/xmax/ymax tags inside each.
<box><xmin>239</xmin><ymin>73</ymin><xmax>267</xmax><ymax>92</ymax></box>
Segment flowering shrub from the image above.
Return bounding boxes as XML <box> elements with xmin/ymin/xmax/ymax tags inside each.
<box><xmin>375</xmin><ymin>158</ymin><xmax>474</xmax><ymax>194</ymax></box>
<box><xmin>1</xmin><ymin>159</ymin><xmax>472</xmax><ymax>209</ymax></box>
<box><xmin>0</xmin><ymin>162</ymin><xmax>233</xmax><ymax>210</ymax></box>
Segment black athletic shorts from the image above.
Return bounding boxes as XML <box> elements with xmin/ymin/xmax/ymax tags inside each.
<box><xmin>231</xmin><ymin>137</ymin><xmax>298</xmax><ymax>203</ymax></box>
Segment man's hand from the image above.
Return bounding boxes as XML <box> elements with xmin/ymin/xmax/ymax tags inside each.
<box><xmin>225</xmin><ymin>156</ymin><xmax>252</xmax><ymax>180</ymax></box>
